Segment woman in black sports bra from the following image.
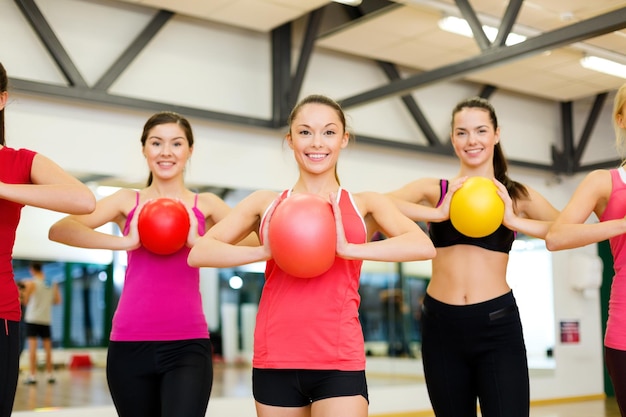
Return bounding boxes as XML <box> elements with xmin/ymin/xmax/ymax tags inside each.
<box><xmin>388</xmin><ymin>97</ymin><xmax>559</xmax><ymax>417</ymax></box>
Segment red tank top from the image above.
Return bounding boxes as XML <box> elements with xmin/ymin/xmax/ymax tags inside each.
<box><xmin>0</xmin><ymin>147</ymin><xmax>36</xmax><ymax>322</ymax></box>
<box><xmin>254</xmin><ymin>188</ymin><xmax>367</xmax><ymax>370</ymax></box>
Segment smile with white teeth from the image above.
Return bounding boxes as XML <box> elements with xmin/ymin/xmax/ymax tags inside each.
<box><xmin>307</xmin><ymin>153</ymin><xmax>328</xmax><ymax>160</ymax></box>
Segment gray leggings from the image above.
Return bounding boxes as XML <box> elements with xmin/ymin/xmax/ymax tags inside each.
<box><xmin>106</xmin><ymin>339</ymin><xmax>213</xmax><ymax>417</ymax></box>
<box><xmin>421</xmin><ymin>292</ymin><xmax>529</xmax><ymax>417</ymax></box>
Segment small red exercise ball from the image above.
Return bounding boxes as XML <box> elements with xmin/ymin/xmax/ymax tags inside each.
<box><xmin>449</xmin><ymin>177</ymin><xmax>505</xmax><ymax>238</ymax></box>
<box><xmin>268</xmin><ymin>193</ymin><xmax>336</xmax><ymax>278</ymax></box>
<box><xmin>138</xmin><ymin>198</ymin><xmax>190</xmax><ymax>255</ymax></box>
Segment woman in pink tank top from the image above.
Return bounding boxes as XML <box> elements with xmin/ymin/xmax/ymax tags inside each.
<box><xmin>547</xmin><ymin>83</ymin><xmax>626</xmax><ymax>415</ymax></box>
<box><xmin>188</xmin><ymin>94</ymin><xmax>436</xmax><ymax>417</ymax></box>
<box><xmin>48</xmin><ymin>112</ymin><xmax>247</xmax><ymax>417</ymax></box>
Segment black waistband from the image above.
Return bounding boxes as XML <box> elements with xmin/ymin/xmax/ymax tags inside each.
<box><xmin>422</xmin><ymin>291</ymin><xmax>517</xmax><ymax>321</ymax></box>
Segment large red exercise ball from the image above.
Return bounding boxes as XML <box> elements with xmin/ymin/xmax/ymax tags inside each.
<box><xmin>268</xmin><ymin>193</ymin><xmax>337</xmax><ymax>278</ymax></box>
<box><xmin>449</xmin><ymin>176</ymin><xmax>505</xmax><ymax>238</ymax></box>
<box><xmin>138</xmin><ymin>198</ymin><xmax>190</xmax><ymax>255</ymax></box>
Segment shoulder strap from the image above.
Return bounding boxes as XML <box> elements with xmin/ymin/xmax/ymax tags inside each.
<box><xmin>436</xmin><ymin>179</ymin><xmax>448</xmax><ymax>207</ymax></box>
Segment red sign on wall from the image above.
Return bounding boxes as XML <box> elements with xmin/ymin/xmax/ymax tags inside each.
<box><xmin>560</xmin><ymin>320</ymin><xmax>580</xmax><ymax>344</ymax></box>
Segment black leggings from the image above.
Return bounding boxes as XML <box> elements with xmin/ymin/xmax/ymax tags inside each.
<box><xmin>605</xmin><ymin>346</ymin><xmax>626</xmax><ymax>415</ymax></box>
<box><xmin>0</xmin><ymin>319</ymin><xmax>20</xmax><ymax>417</ymax></box>
<box><xmin>106</xmin><ymin>339</ymin><xmax>213</xmax><ymax>417</ymax></box>
<box><xmin>421</xmin><ymin>292</ymin><xmax>529</xmax><ymax>417</ymax></box>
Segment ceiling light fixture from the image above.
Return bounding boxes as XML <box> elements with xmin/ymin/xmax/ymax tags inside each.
<box><xmin>580</xmin><ymin>55</ymin><xmax>626</xmax><ymax>79</ymax></box>
<box><xmin>332</xmin><ymin>0</ymin><xmax>362</xmax><ymax>5</ymax></box>
<box><xmin>438</xmin><ymin>16</ymin><xmax>526</xmax><ymax>46</ymax></box>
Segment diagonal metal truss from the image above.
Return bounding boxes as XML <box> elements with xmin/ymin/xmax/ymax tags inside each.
<box><xmin>9</xmin><ymin>0</ymin><xmax>626</xmax><ymax>175</ymax></box>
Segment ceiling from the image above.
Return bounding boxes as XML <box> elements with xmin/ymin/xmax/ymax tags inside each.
<box><xmin>8</xmin><ymin>0</ymin><xmax>626</xmax><ymax>180</ymax></box>
<box><xmin>113</xmin><ymin>0</ymin><xmax>626</xmax><ymax>102</ymax></box>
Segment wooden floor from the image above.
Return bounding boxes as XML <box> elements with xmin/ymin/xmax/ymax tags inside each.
<box><xmin>12</xmin><ymin>361</ymin><xmax>622</xmax><ymax>417</ymax></box>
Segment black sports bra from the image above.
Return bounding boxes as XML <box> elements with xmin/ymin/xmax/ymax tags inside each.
<box><xmin>428</xmin><ymin>179</ymin><xmax>515</xmax><ymax>254</ymax></box>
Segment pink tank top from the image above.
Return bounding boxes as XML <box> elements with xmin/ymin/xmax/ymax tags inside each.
<box><xmin>254</xmin><ymin>189</ymin><xmax>367</xmax><ymax>370</ymax></box>
<box><xmin>600</xmin><ymin>168</ymin><xmax>626</xmax><ymax>350</ymax></box>
<box><xmin>110</xmin><ymin>193</ymin><xmax>209</xmax><ymax>341</ymax></box>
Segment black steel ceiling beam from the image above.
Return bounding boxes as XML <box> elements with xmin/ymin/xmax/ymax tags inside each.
<box><xmin>552</xmin><ymin>92</ymin><xmax>611</xmax><ymax>174</ymax></box>
<box><xmin>339</xmin><ymin>7</ymin><xmax>626</xmax><ymax>109</ymax></box>
<box><xmin>356</xmin><ymin>133</ymin><xmax>552</xmax><ymax>170</ymax></box>
<box><xmin>478</xmin><ymin>84</ymin><xmax>497</xmax><ymax>99</ymax></box>
<box><xmin>356</xmin><ymin>134</ymin><xmax>453</xmax><ymax>156</ymax></box>
<box><xmin>377</xmin><ymin>61</ymin><xmax>443</xmax><ymax>148</ymax></box>
<box><xmin>552</xmin><ymin>101</ymin><xmax>575</xmax><ymax>174</ymax></box>
<box><xmin>318</xmin><ymin>1</ymin><xmax>400</xmax><ymax>39</ymax></box>
<box><xmin>289</xmin><ymin>8</ymin><xmax>325</xmax><ymax>111</ymax></box>
<box><xmin>10</xmin><ymin>78</ymin><xmax>275</xmax><ymax>128</ymax></box>
<box><xmin>341</xmin><ymin>3</ymin><xmax>443</xmax><ymax>148</ymax></box>
<box><xmin>574</xmin><ymin>93</ymin><xmax>608</xmax><ymax>165</ymax></box>
<box><xmin>94</xmin><ymin>10</ymin><xmax>173</xmax><ymax>91</ymax></box>
<box><xmin>578</xmin><ymin>158</ymin><xmax>622</xmax><ymax>171</ymax></box>
<box><xmin>14</xmin><ymin>0</ymin><xmax>88</xmax><ymax>88</ymax></box>
<box><xmin>455</xmin><ymin>0</ymin><xmax>490</xmax><ymax>51</ymax></box>
<box><xmin>493</xmin><ymin>0</ymin><xmax>524</xmax><ymax>47</ymax></box>
<box><xmin>271</xmin><ymin>23</ymin><xmax>292</xmax><ymax>127</ymax></box>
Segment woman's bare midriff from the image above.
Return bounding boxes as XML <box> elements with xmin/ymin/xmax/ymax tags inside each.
<box><xmin>427</xmin><ymin>245</ymin><xmax>511</xmax><ymax>305</ymax></box>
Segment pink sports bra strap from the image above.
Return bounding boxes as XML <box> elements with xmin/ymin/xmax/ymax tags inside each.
<box><xmin>436</xmin><ymin>179</ymin><xmax>448</xmax><ymax>207</ymax></box>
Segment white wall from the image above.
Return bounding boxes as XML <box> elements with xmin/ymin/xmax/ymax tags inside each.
<box><xmin>2</xmin><ymin>0</ymin><xmax>617</xmax><ymax>410</ymax></box>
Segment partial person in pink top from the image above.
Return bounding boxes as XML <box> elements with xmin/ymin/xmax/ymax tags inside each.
<box><xmin>48</xmin><ymin>112</ymin><xmax>247</xmax><ymax>417</ymax></box>
<box><xmin>0</xmin><ymin>62</ymin><xmax>95</xmax><ymax>417</ymax></box>
<box><xmin>188</xmin><ymin>94</ymin><xmax>436</xmax><ymax>417</ymax></box>
<box><xmin>546</xmin><ymin>83</ymin><xmax>626</xmax><ymax>415</ymax></box>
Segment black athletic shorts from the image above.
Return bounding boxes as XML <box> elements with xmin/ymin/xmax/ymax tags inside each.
<box><xmin>252</xmin><ymin>368</ymin><xmax>369</xmax><ymax>407</ymax></box>
<box><xmin>25</xmin><ymin>323</ymin><xmax>51</xmax><ymax>339</ymax></box>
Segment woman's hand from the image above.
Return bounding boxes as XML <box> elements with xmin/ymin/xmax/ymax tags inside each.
<box><xmin>124</xmin><ymin>200</ymin><xmax>144</xmax><ymax>251</ymax></box>
<box><xmin>184</xmin><ymin>200</ymin><xmax>201</xmax><ymax>247</ymax></box>
<box><xmin>493</xmin><ymin>179</ymin><xmax>516</xmax><ymax>228</ymax></box>
<box><xmin>260</xmin><ymin>195</ymin><xmax>283</xmax><ymax>260</ymax></box>
<box><xmin>437</xmin><ymin>176</ymin><xmax>467</xmax><ymax>221</ymax></box>
<box><xmin>330</xmin><ymin>192</ymin><xmax>349</xmax><ymax>257</ymax></box>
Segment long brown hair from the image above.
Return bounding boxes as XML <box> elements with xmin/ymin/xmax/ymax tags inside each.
<box><xmin>141</xmin><ymin>111</ymin><xmax>194</xmax><ymax>186</ymax></box>
<box><xmin>451</xmin><ymin>97</ymin><xmax>529</xmax><ymax>201</ymax></box>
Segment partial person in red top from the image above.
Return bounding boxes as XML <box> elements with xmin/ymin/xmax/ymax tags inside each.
<box><xmin>0</xmin><ymin>62</ymin><xmax>96</xmax><ymax>417</ymax></box>
<box><xmin>546</xmin><ymin>83</ymin><xmax>626</xmax><ymax>416</ymax></box>
<box><xmin>188</xmin><ymin>94</ymin><xmax>436</xmax><ymax>417</ymax></box>
<box><xmin>48</xmin><ymin>111</ymin><xmax>255</xmax><ymax>417</ymax></box>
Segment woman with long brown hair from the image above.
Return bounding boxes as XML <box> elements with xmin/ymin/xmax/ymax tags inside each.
<box><xmin>388</xmin><ymin>97</ymin><xmax>559</xmax><ymax>417</ymax></box>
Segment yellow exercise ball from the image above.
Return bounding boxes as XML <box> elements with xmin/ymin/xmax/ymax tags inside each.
<box><xmin>449</xmin><ymin>176</ymin><xmax>505</xmax><ymax>238</ymax></box>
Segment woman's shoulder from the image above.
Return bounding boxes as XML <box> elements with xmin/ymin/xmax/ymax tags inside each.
<box><xmin>194</xmin><ymin>190</ymin><xmax>225</xmax><ymax>206</ymax></box>
<box><xmin>223</xmin><ymin>189</ymin><xmax>280</xmax><ymax>216</ymax></box>
<box><xmin>116</xmin><ymin>187</ymin><xmax>140</xmax><ymax>201</ymax></box>
<box><xmin>579</xmin><ymin>169</ymin><xmax>614</xmax><ymax>195</ymax></box>
<box><xmin>247</xmin><ymin>189</ymin><xmax>280</xmax><ymax>206</ymax></box>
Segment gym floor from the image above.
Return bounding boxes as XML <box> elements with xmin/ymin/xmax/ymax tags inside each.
<box><xmin>11</xmin><ymin>359</ymin><xmax>622</xmax><ymax>417</ymax></box>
